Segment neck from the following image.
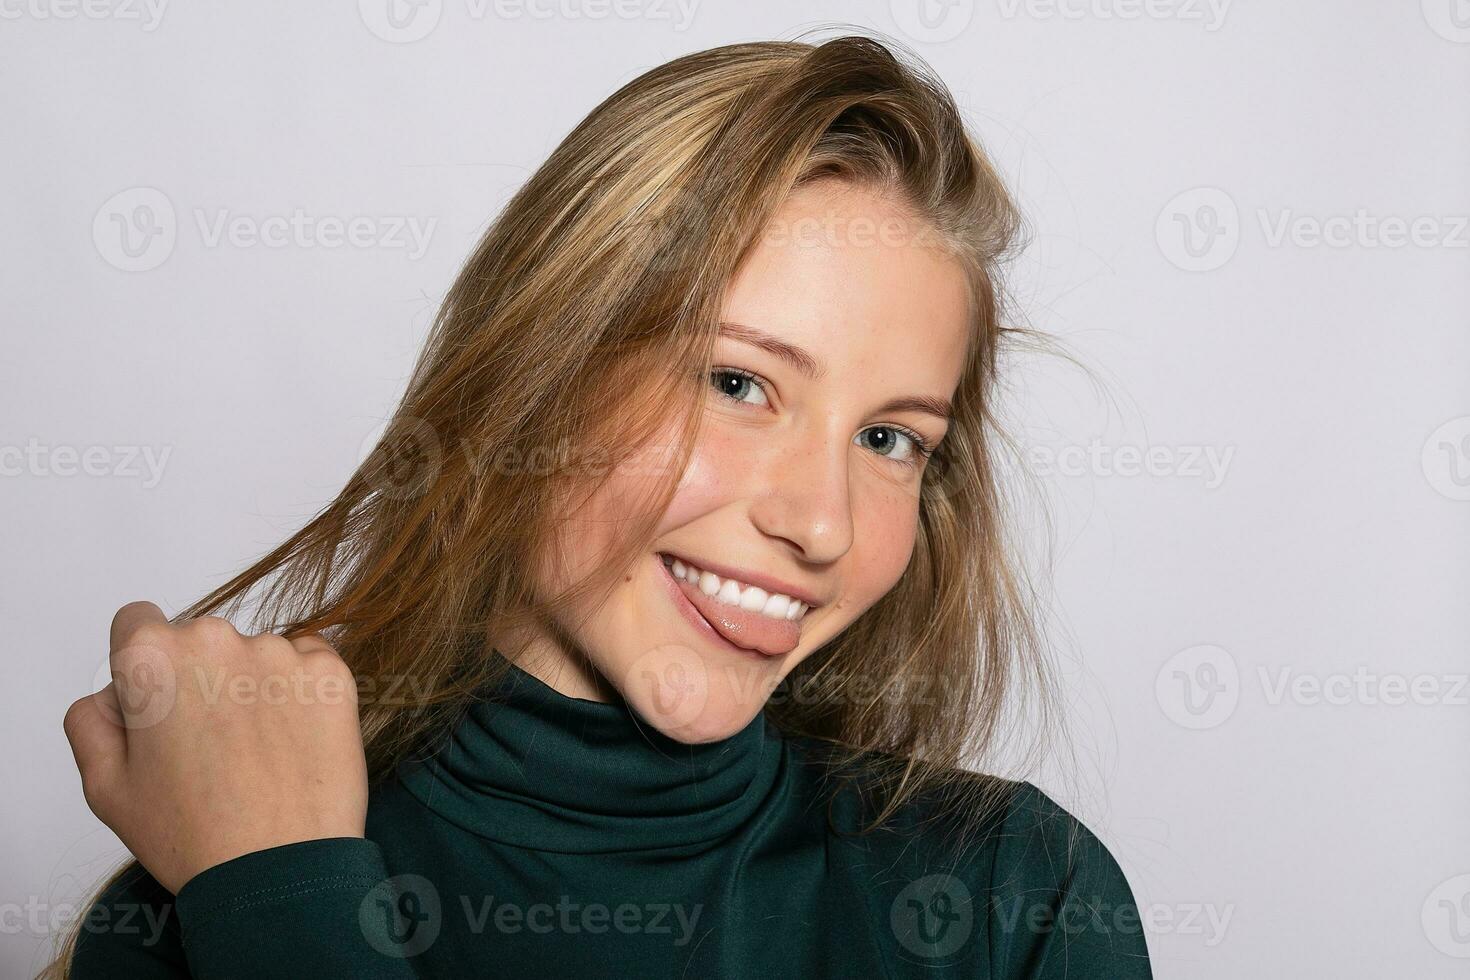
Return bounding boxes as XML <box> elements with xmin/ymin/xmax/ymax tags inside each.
<box><xmin>486</xmin><ymin>621</ymin><xmax>619</xmax><ymax>703</ymax></box>
<box><xmin>396</xmin><ymin>651</ymin><xmax>788</xmax><ymax>853</ymax></box>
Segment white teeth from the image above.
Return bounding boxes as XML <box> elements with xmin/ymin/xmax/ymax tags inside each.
<box><xmin>662</xmin><ymin>554</ymin><xmax>809</xmax><ymax>622</ymax></box>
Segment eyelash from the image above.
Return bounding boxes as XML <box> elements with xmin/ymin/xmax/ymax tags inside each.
<box><xmin>707</xmin><ymin>367</ymin><xmax>937</xmax><ymax>468</ymax></box>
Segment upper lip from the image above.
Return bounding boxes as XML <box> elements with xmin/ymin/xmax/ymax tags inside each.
<box><xmin>659</xmin><ymin>550</ymin><xmax>827</xmax><ymax>609</ymax></box>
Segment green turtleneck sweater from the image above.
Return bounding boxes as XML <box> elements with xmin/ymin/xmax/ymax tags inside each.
<box><xmin>69</xmin><ymin>661</ymin><xmax>1152</xmax><ymax>978</ymax></box>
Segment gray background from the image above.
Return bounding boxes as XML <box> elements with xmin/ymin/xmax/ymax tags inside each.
<box><xmin>3</xmin><ymin>1</ymin><xmax>1468</xmax><ymax>976</ymax></box>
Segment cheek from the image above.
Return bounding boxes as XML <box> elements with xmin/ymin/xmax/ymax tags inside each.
<box><xmin>844</xmin><ymin>485</ymin><xmax>922</xmax><ymax>607</ymax></box>
<box><xmin>535</xmin><ymin>457</ymin><xmax>663</xmax><ymax>597</ymax></box>
<box><xmin>653</xmin><ymin>427</ymin><xmax>748</xmax><ymax>533</ymax></box>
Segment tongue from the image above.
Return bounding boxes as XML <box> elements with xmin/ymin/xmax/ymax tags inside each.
<box><xmin>677</xmin><ymin>575</ymin><xmax>801</xmax><ymax>657</ymax></box>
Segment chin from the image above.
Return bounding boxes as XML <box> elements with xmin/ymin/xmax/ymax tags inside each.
<box><xmin>634</xmin><ymin>697</ymin><xmax>764</xmax><ymax>744</ymax></box>
<box><xmin>610</xmin><ymin>642</ymin><xmax>778</xmax><ymax>744</ymax></box>
<box><xmin>655</xmin><ymin>695</ymin><xmax>763</xmax><ymax>744</ymax></box>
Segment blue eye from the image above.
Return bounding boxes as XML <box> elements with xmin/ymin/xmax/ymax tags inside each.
<box><xmin>709</xmin><ymin>368</ymin><xmax>770</xmax><ymax>407</ymax></box>
<box><xmin>854</xmin><ymin>426</ymin><xmax>932</xmax><ymax>468</ymax></box>
<box><xmin>707</xmin><ymin>367</ymin><xmax>936</xmax><ymax>470</ymax></box>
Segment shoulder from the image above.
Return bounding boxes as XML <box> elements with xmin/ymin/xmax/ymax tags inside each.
<box><xmin>783</xmin><ymin>739</ymin><xmax>1153</xmax><ymax>977</ymax></box>
<box><xmin>981</xmin><ymin>780</ymin><xmax>1153</xmax><ymax>977</ymax></box>
<box><xmin>785</xmin><ymin>736</ymin><xmax>1135</xmax><ymax>882</ymax></box>
<box><xmin>988</xmin><ymin>779</ymin><xmax>1130</xmax><ymax>889</ymax></box>
<box><xmin>781</xmin><ymin>735</ymin><xmax>1077</xmax><ymax>859</ymax></box>
<box><xmin>982</xmin><ymin>780</ymin><xmax>1144</xmax><ymax>922</ymax></box>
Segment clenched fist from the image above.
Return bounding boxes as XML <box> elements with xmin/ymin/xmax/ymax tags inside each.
<box><xmin>63</xmin><ymin>601</ymin><xmax>370</xmax><ymax>894</ymax></box>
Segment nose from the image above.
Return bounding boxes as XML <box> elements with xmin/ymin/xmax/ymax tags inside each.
<box><xmin>745</xmin><ymin>414</ymin><xmax>855</xmax><ymax>565</ymax></box>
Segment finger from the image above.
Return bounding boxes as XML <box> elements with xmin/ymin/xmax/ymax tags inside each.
<box><xmin>108</xmin><ymin>603</ymin><xmax>179</xmax><ymax>731</ymax></box>
<box><xmin>63</xmin><ymin>684</ymin><xmax>129</xmax><ymax>781</ymax></box>
<box><xmin>110</xmin><ymin>600</ymin><xmax>168</xmax><ymax>653</ymax></box>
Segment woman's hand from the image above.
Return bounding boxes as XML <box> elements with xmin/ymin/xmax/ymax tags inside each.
<box><xmin>63</xmin><ymin>601</ymin><xmax>370</xmax><ymax>894</ymax></box>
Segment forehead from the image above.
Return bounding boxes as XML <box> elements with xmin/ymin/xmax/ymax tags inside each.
<box><xmin>721</xmin><ymin>181</ymin><xmax>973</xmax><ymax>392</ymax></box>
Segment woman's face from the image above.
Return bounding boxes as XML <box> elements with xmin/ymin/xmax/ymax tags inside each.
<box><xmin>502</xmin><ymin>179</ymin><xmax>974</xmax><ymax>742</ymax></box>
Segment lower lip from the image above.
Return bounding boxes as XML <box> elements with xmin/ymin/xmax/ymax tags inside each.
<box><xmin>654</xmin><ymin>553</ymin><xmax>802</xmax><ymax>658</ymax></box>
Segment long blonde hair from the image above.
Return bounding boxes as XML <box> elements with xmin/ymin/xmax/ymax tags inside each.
<box><xmin>44</xmin><ymin>31</ymin><xmax>1061</xmax><ymax>977</ymax></box>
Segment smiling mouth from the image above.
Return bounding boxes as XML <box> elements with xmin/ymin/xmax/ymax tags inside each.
<box><xmin>659</xmin><ymin>553</ymin><xmax>811</xmax><ymax>622</ymax></box>
<box><xmin>655</xmin><ymin>552</ymin><xmax>805</xmax><ymax>658</ymax></box>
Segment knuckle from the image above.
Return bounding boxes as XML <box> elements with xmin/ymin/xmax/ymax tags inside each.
<box><xmin>62</xmin><ymin>696</ymin><xmax>92</xmax><ymax>738</ymax></box>
<box><xmin>287</xmin><ymin>631</ymin><xmax>338</xmax><ymax>658</ymax></box>
<box><xmin>248</xmin><ymin>633</ymin><xmax>298</xmax><ymax>660</ymax></box>
<box><xmin>304</xmin><ymin>647</ymin><xmax>351</xmax><ymax>677</ymax></box>
<box><xmin>303</xmin><ymin>652</ymin><xmax>357</xmax><ymax>694</ymax></box>
<box><xmin>187</xmin><ymin>615</ymin><xmax>241</xmax><ymax>647</ymax></box>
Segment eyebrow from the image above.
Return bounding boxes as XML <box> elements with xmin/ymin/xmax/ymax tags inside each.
<box><xmin>875</xmin><ymin>393</ymin><xmax>955</xmax><ymax>424</ymax></box>
<box><xmin>719</xmin><ymin>321</ymin><xmax>825</xmax><ymax>380</ymax></box>
<box><xmin>718</xmin><ymin>321</ymin><xmax>954</xmax><ymax>423</ymax></box>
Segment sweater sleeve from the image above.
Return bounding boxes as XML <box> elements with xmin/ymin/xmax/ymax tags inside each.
<box><xmin>986</xmin><ymin>783</ymin><xmax>1153</xmax><ymax>979</ymax></box>
<box><xmin>70</xmin><ymin>838</ymin><xmax>429</xmax><ymax>979</ymax></box>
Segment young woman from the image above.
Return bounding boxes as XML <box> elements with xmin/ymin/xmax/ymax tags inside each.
<box><xmin>49</xmin><ymin>34</ymin><xmax>1152</xmax><ymax>979</ymax></box>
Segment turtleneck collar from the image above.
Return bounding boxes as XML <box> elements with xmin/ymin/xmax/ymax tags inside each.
<box><xmin>395</xmin><ymin>654</ymin><xmax>788</xmax><ymax>855</ymax></box>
